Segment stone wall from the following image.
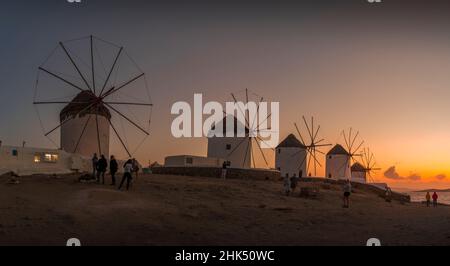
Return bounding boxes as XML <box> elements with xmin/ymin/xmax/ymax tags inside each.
<box><xmin>151</xmin><ymin>166</ymin><xmax>280</xmax><ymax>181</ymax></box>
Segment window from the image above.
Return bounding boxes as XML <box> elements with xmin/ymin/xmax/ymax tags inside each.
<box><xmin>44</xmin><ymin>153</ymin><xmax>59</xmax><ymax>163</ymax></box>
<box><xmin>186</xmin><ymin>157</ymin><xmax>193</xmax><ymax>165</ymax></box>
<box><xmin>328</xmin><ymin>155</ymin><xmax>332</xmax><ymax>159</ymax></box>
<box><xmin>278</xmin><ymin>149</ymin><xmax>281</xmax><ymax>154</ymax></box>
<box><xmin>12</xmin><ymin>149</ymin><xmax>18</xmax><ymax>156</ymax></box>
<box><xmin>34</xmin><ymin>154</ymin><xmax>41</xmax><ymax>163</ymax></box>
<box><xmin>226</xmin><ymin>144</ymin><xmax>231</xmax><ymax>150</ymax></box>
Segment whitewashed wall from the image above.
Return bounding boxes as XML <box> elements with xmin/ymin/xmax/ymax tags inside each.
<box><xmin>207</xmin><ymin>137</ymin><xmax>251</xmax><ymax>169</ymax></box>
<box><xmin>61</xmin><ymin>114</ymin><xmax>110</xmax><ymax>158</ymax></box>
<box><xmin>351</xmin><ymin>171</ymin><xmax>367</xmax><ymax>183</ymax></box>
<box><xmin>325</xmin><ymin>154</ymin><xmax>351</xmax><ymax>180</ymax></box>
<box><xmin>275</xmin><ymin>147</ymin><xmax>307</xmax><ymax>178</ymax></box>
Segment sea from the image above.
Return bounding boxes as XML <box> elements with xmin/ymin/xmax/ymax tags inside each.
<box><xmin>406</xmin><ymin>191</ymin><xmax>450</xmax><ymax>205</ymax></box>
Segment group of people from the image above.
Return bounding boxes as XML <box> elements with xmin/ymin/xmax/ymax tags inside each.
<box><xmin>92</xmin><ymin>153</ymin><xmax>139</xmax><ymax>191</ymax></box>
<box><xmin>425</xmin><ymin>191</ymin><xmax>439</xmax><ymax>207</ymax></box>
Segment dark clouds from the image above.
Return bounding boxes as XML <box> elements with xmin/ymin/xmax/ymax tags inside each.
<box><xmin>384</xmin><ymin>167</ymin><xmax>448</xmax><ymax>181</ymax></box>
<box><xmin>383</xmin><ymin>166</ymin><xmax>421</xmax><ymax>181</ymax></box>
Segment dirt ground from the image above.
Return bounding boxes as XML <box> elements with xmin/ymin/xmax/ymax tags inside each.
<box><xmin>1</xmin><ymin>173</ymin><xmax>449</xmax><ymax>246</ymax></box>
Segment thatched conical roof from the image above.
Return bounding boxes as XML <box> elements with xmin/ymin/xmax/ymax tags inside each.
<box><xmin>327</xmin><ymin>144</ymin><xmax>350</xmax><ymax>156</ymax></box>
<box><xmin>60</xmin><ymin>90</ymin><xmax>111</xmax><ymax>121</ymax></box>
<box><xmin>276</xmin><ymin>134</ymin><xmax>306</xmax><ymax>149</ymax></box>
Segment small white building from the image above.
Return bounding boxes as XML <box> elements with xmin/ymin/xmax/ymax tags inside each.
<box><xmin>275</xmin><ymin>134</ymin><xmax>307</xmax><ymax>178</ymax></box>
<box><xmin>0</xmin><ymin>145</ymin><xmax>92</xmax><ymax>176</ymax></box>
<box><xmin>207</xmin><ymin>116</ymin><xmax>251</xmax><ymax>169</ymax></box>
<box><xmin>351</xmin><ymin>162</ymin><xmax>367</xmax><ymax>183</ymax></box>
<box><xmin>0</xmin><ymin>144</ymin><xmax>130</xmax><ymax>177</ymax></box>
<box><xmin>325</xmin><ymin>144</ymin><xmax>351</xmax><ymax>180</ymax></box>
<box><xmin>165</xmin><ymin>155</ymin><xmax>225</xmax><ymax>168</ymax></box>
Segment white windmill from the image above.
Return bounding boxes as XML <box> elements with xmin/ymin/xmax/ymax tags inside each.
<box><xmin>326</xmin><ymin>128</ymin><xmax>364</xmax><ymax>180</ymax></box>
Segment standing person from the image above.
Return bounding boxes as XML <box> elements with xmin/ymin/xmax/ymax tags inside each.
<box><xmin>118</xmin><ymin>160</ymin><xmax>133</xmax><ymax>191</ymax></box>
<box><xmin>426</xmin><ymin>192</ymin><xmax>431</xmax><ymax>207</ymax></box>
<box><xmin>284</xmin><ymin>174</ymin><xmax>291</xmax><ymax>196</ymax></box>
<box><xmin>109</xmin><ymin>155</ymin><xmax>118</xmax><ymax>186</ymax></box>
<box><xmin>221</xmin><ymin>161</ymin><xmax>228</xmax><ymax>179</ymax></box>
<box><xmin>97</xmin><ymin>155</ymin><xmax>108</xmax><ymax>184</ymax></box>
<box><xmin>92</xmin><ymin>153</ymin><xmax>98</xmax><ymax>178</ymax></box>
<box><xmin>131</xmin><ymin>158</ymin><xmax>140</xmax><ymax>179</ymax></box>
<box><xmin>290</xmin><ymin>174</ymin><xmax>298</xmax><ymax>193</ymax></box>
<box><xmin>432</xmin><ymin>192</ymin><xmax>438</xmax><ymax>207</ymax></box>
<box><xmin>385</xmin><ymin>187</ymin><xmax>392</xmax><ymax>203</ymax></box>
<box><xmin>343</xmin><ymin>179</ymin><xmax>352</xmax><ymax>208</ymax></box>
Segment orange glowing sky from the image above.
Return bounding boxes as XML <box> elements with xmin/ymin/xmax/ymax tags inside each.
<box><xmin>2</xmin><ymin>1</ymin><xmax>450</xmax><ymax>189</ymax></box>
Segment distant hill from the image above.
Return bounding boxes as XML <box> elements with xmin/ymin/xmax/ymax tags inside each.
<box><xmin>415</xmin><ymin>189</ymin><xmax>450</xmax><ymax>193</ymax></box>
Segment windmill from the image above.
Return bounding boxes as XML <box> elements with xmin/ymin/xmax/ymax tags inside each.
<box><xmin>33</xmin><ymin>35</ymin><xmax>153</xmax><ymax>159</ymax></box>
<box><xmin>293</xmin><ymin>116</ymin><xmax>332</xmax><ymax>177</ymax></box>
<box><xmin>225</xmin><ymin>88</ymin><xmax>274</xmax><ymax>168</ymax></box>
<box><xmin>337</xmin><ymin>128</ymin><xmax>365</xmax><ymax>177</ymax></box>
<box><xmin>360</xmin><ymin>147</ymin><xmax>381</xmax><ymax>183</ymax></box>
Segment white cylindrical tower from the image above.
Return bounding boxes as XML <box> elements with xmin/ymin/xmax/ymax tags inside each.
<box><xmin>275</xmin><ymin>134</ymin><xmax>307</xmax><ymax>178</ymax></box>
<box><xmin>60</xmin><ymin>91</ymin><xmax>111</xmax><ymax>158</ymax></box>
<box><xmin>325</xmin><ymin>144</ymin><xmax>351</xmax><ymax>180</ymax></box>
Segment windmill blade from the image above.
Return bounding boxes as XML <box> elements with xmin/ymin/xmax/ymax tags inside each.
<box><xmin>353</xmin><ymin>141</ymin><xmax>365</xmax><ymax>155</ymax></box>
<box><xmin>101</xmin><ymin>73</ymin><xmax>145</xmax><ymax>99</ymax></box>
<box><xmin>307</xmin><ymin>148</ymin><xmax>322</xmax><ymax>168</ymax></box>
<box><xmin>99</xmin><ymin>47</ymin><xmax>123</xmax><ymax>96</ymax></box>
<box><xmin>306</xmin><ymin>149</ymin><xmax>313</xmax><ymax>175</ymax></box>
<box><xmin>44</xmin><ymin>101</ymin><xmax>96</xmax><ymax>136</ymax></box>
<box><xmin>226</xmin><ymin>137</ymin><xmax>247</xmax><ymax>157</ymax></box>
<box><xmin>313</xmin><ymin>148</ymin><xmax>317</xmax><ymax>176</ymax></box>
<box><xmin>315</xmin><ymin>138</ymin><xmax>325</xmax><ymax>145</ymax></box>
<box><xmin>59</xmin><ymin>41</ymin><xmax>92</xmax><ymax>91</ymax></box>
<box><xmin>257</xmin><ymin>113</ymin><xmax>272</xmax><ymax>131</ymax></box>
<box><xmin>348</xmin><ymin>128</ymin><xmax>353</xmax><ymax>151</ymax></box>
<box><xmin>90</xmin><ymin>35</ymin><xmax>96</xmax><ymax>94</ymax></box>
<box><xmin>108</xmin><ymin>119</ymin><xmax>132</xmax><ymax>158</ymax></box>
<box><xmin>336</xmin><ymin>156</ymin><xmax>350</xmax><ymax>177</ymax></box>
<box><xmin>38</xmin><ymin>67</ymin><xmax>85</xmax><ymax>93</ymax></box>
<box><xmin>349</xmin><ymin>131</ymin><xmax>360</xmax><ymax>153</ymax></box>
<box><xmin>34</xmin><ymin>101</ymin><xmax>89</xmax><ymax>105</ymax></box>
<box><xmin>249</xmin><ymin>97</ymin><xmax>264</xmax><ymax>132</ymax></box>
<box><xmin>242</xmin><ymin>137</ymin><xmax>251</xmax><ymax>168</ymax></box>
<box><xmin>342</xmin><ymin>130</ymin><xmax>350</xmax><ymax>152</ymax></box>
<box><xmin>254</xmin><ymin>137</ymin><xmax>269</xmax><ymax>167</ymax></box>
<box><xmin>94</xmin><ymin>111</ymin><xmax>102</xmax><ymax>155</ymax></box>
<box><xmin>251</xmin><ymin>142</ymin><xmax>256</xmax><ymax>168</ymax></box>
<box><xmin>73</xmin><ymin>115</ymin><xmax>92</xmax><ymax>153</ymax></box>
<box><xmin>231</xmin><ymin>93</ymin><xmax>249</xmax><ymax>127</ymax></box>
<box><xmin>104</xmin><ymin>102</ymin><xmax>153</xmax><ymax>106</ymax></box>
<box><xmin>313</xmin><ymin>125</ymin><xmax>321</xmax><ymax>143</ymax></box>
<box><xmin>256</xmin><ymin>136</ymin><xmax>275</xmax><ymax>151</ymax></box>
<box><xmin>294</xmin><ymin>123</ymin><xmax>307</xmax><ymax>146</ymax></box>
<box><xmin>302</xmin><ymin>116</ymin><xmax>314</xmax><ymax>143</ymax></box>
<box><xmin>314</xmin><ymin>144</ymin><xmax>333</xmax><ymax>147</ymax></box>
<box><xmin>314</xmin><ymin>149</ymin><xmax>325</xmax><ymax>155</ymax></box>
<box><xmin>105</xmin><ymin>103</ymin><xmax>150</xmax><ymax>135</ymax></box>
